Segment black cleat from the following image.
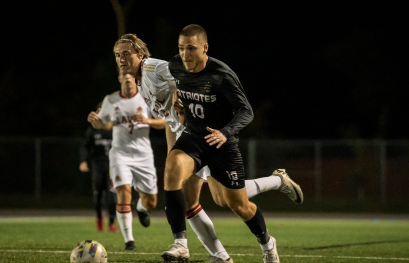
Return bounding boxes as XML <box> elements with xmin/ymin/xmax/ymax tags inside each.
<box><xmin>137</xmin><ymin>210</ymin><xmax>151</xmax><ymax>227</ymax></box>
<box><xmin>125</xmin><ymin>240</ymin><xmax>136</xmax><ymax>251</ymax></box>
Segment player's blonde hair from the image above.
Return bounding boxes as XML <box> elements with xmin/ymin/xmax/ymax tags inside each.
<box><xmin>113</xmin><ymin>33</ymin><xmax>151</xmax><ymax>58</ymax></box>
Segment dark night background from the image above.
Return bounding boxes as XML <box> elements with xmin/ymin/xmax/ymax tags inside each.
<box><xmin>0</xmin><ymin>1</ymin><xmax>408</xmax><ymax>140</ymax></box>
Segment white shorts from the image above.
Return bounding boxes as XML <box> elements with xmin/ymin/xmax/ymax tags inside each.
<box><xmin>176</xmin><ymin>128</ymin><xmax>211</xmax><ymax>180</ymax></box>
<box><xmin>109</xmin><ymin>151</ymin><xmax>158</xmax><ymax>194</ymax></box>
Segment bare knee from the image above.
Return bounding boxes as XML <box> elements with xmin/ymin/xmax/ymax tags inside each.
<box><xmin>141</xmin><ymin>195</ymin><xmax>157</xmax><ymax>210</ymax></box>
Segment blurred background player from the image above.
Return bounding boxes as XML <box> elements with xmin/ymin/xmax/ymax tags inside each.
<box><xmin>79</xmin><ymin>103</ymin><xmax>117</xmax><ymax>233</ymax></box>
<box><xmin>87</xmin><ymin>73</ymin><xmax>166</xmax><ymax>251</ymax></box>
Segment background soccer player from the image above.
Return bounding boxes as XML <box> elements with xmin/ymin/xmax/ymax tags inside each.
<box><xmin>87</xmin><ymin>72</ymin><xmax>166</xmax><ymax>251</ymax></box>
<box><xmin>79</xmin><ymin>103</ymin><xmax>117</xmax><ymax>233</ymax></box>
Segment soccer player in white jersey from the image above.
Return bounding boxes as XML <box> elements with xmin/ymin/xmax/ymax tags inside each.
<box><xmin>87</xmin><ymin>72</ymin><xmax>166</xmax><ymax>251</ymax></box>
<box><xmin>113</xmin><ymin>34</ymin><xmax>303</xmax><ymax>263</ymax></box>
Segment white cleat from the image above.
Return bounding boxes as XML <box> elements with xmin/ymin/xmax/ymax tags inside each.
<box><xmin>262</xmin><ymin>236</ymin><xmax>280</xmax><ymax>263</ymax></box>
<box><xmin>208</xmin><ymin>255</ymin><xmax>234</xmax><ymax>263</ymax></box>
<box><xmin>161</xmin><ymin>243</ymin><xmax>190</xmax><ymax>262</ymax></box>
<box><xmin>273</xmin><ymin>169</ymin><xmax>304</xmax><ymax>204</ymax></box>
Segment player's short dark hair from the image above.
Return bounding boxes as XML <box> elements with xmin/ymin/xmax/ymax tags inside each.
<box><xmin>113</xmin><ymin>33</ymin><xmax>151</xmax><ymax>58</ymax></box>
<box><xmin>180</xmin><ymin>24</ymin><xmax>208</xmax><ymax>44</ymax></box>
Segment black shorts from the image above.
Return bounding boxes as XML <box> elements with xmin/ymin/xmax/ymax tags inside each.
<box><xmin>172</xmin><ymin>131</ymin><xmax>245</xmax><ymax>189</ymax></box>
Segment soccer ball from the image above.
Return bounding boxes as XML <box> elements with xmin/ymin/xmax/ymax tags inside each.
<box><xmin>70</xmin><ymin>240</ymin><xmax>108</xmax><ymax>263</ymax></box>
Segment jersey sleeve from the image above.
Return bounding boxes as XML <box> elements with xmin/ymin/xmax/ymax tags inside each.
<box><xmin>155</xmin><ymin>60</ymin><xmax>174</xmax><ymax>83</ymax></box>
<box><xmin>219</xmin><ymin>73</ymin><xmax>254</xmax><ymax>139</ymax></box>
<box><xmin>98</xmin><ymin>96</ymin><xmax>113</xmax><ymax>124</ymax></box>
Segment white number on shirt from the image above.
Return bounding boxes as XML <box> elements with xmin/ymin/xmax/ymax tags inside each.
<box><xmin>188</xmin><ymin>103</ymin><xmax>204</xmax><ymax>119</ymax></box>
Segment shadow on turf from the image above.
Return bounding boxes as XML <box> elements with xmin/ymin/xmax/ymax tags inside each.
<box><xmin>301</xmin><ymin>239</ymin><xmax>409</xmax><ymax>250</ymax></box>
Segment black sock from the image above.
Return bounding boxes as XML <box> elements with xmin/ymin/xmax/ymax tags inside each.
<box><xmin>165</xmin><ymin>189</ymin><xmax>186</xmax><ymax>235</ymax></box>
<box><xmin>244</xmin><ymin>206</ymin><xmax>270</xmax><ymax>245</ymax></box>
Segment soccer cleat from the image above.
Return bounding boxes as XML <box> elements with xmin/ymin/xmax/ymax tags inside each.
<box><xmin>273</xmin><ymin>169</ymin><xmax>304</xmax><ymax>204</ymax></box>
<box><xmin>136</xmin><ymin>210</ymin><xmax>151</xmax><ymax>227</ymax></box>
<box><xmin>161</xmin><ymin>243</ymin><xmax>190</xmax><ymax>262</ymax></box>
<box><xmin>208</xmin><ymin>255</ymin><xmax>234</xmax><ymax>263</ymax></box>
<box><xmin>108</xmin><ymin>223</ymin><xmax>117</xmax><ymax>233</ymax></box>
<box><xmin>262</xmin><ymin>236</ymin><xmax>280</xmax><ymax>263</ymax></box>
<box><xmin>125</xmin><ymin>240</ymin><xmax>136</xmax><ymax>251</ymax></box>
<box><xmin>96</xmin><ymin>218</ymin><xmax>103</xmax><ymax>231</ymax></box>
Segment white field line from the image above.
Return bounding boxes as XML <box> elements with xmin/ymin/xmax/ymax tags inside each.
<box><xmin>1</xmin><ymin>249</ymin><xmax>409</xmax><ymax>261</ymax></box>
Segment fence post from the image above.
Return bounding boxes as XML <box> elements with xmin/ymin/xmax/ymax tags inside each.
<box><xmin>247</xmin><ymin>139</ymin><xmax>257</xmax><ymax>179</ymax></box>
<box><xmin>35</xmin><ymin>138</ymin><xmax>42</xmax><ymax>200</ymax></box>
<box><xmin>379</xmin><ymin>140</ymin><xmax>387</xmax><ymax>204</ymax></box>
<box><xmin>314</xmin><ymin>141</ymin><xmax>322</xmax><ymax>201</ymax></box>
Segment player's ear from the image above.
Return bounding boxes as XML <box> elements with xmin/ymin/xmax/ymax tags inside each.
<box><xmin>118</xmin><ymin>75</ymin><xmax>122</xmax><ymax>83</ymax></box>
<box><xmin>204</xmin><ymin>43</ymin><xmax>209</xmax><ymax>54</ymax></box>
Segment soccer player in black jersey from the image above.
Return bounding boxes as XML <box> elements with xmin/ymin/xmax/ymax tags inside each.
<box><xmin>161</xmin><ymin>24</ymin><xmax>280</xmax><ymax>263</ymax></box>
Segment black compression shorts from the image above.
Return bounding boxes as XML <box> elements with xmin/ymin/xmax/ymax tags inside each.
<box><xmin>172</xmin><ymin>131</ymin><xmax>245</xmax><ymax>189</ymax></box>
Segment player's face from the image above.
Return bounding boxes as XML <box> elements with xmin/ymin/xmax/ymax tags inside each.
<box><xmin>178</xmin><ymin>35</ymin><xmax>208</xmax><ymax>73</ymax></box>
<box><xmin>114</xmin><ymin>43</ymin><xmax>142</xmax><ymax>75</ymax></box>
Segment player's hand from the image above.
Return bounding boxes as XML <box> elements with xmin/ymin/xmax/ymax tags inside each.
<box><xmin>79</xmin><ymin>161</ymin><xmax>89</xmax><ymax>172</ymax></box>
<box><xmin>173</xmin><ymin>98</ymin><xmax>184</xmax><ymax>115</ymax></box>
<box><xmin>204</xmin><ymin>127</ymin><xmax>227</xmax><ymax>149</ymax></box>
<box><xmin>135</xmin><ymin>114</ymin><xmax>151</xmax><ymax>124</ymax></box>
<box><xmin>87</xmin><ymin>108</ymin><xmax>101</xmax><ymax>124</ymax></box>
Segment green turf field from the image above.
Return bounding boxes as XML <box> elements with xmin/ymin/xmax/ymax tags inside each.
<box><xmin>0</xmin><ymin>215</ymin><xmax>408</xmax><ymax>262</ymax></box>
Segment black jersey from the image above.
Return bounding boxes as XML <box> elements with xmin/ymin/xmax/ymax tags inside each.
<box><xmin>169</xmin><ymin>55</ymin><xmax>253</xmax><ymax>141</ymax></box>
<box><xmin>80</xmin><ymin>126</ymin><xmax>112</xmax><ymax>162</ymax></box>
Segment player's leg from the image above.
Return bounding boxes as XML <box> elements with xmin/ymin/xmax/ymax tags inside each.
<box><xmin>115</xmin><ymin>184</ymin><xmax>135</xmax><ymax>250</ymax></box>
<box><xmin>136</xmin><ymin>192</ymin><xmax>157</xmax><ymax>227</ymax></box>
<box><xmin>183</xmin><ymin>174</ymin><xmax>232</xmax><ymax>262</ymax></box>
<box><xmin>107</xmin><ymin>190</ymin><xmax>117</xmax><ymax>232</ymax></box>
<box><xmin>103</xmin><ymin>164</ymin><xmax>117</xmax><ymax>233</ymax></box>
<box><xmin>91</xmin><ymin>161</ymin><xmax>104</xmax><ymax>231</ymax></box>
<box><xmin>222</xmin><ymin>186</ymin><xmax>279</xmax><ymax>263</ymax></box>
<box><xmin>245</xmin><ymin>169</ymin><xmax>303</xmax><ymax>204</ymax></box>
<box><xmin>210</xmin><ymin>171</ymin><xmax>302</xmax><ymax>205</ymax></box>
<box><xmin>111</xmin><ymin>162</ymin><xmax>136</xmax><ymax>250</ymax></box>
<box><xmin>162</xmin><ymin>149</ymin><xmax>196</xmax><ymax>262</ymax></box>
<box><xmin>131</xmin><ymin>153</ymin><xmax>158</xmax><ymax>228</ymax></box>
<box><xmin>209</xmin><ymin>143</ymin><xmax>279</xmax><ymax>263</ymax></box>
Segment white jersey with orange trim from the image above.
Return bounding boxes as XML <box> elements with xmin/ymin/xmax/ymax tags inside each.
<box><xmin>138</xmin><ymin>58</ymin><xmax>184</xmax><ymax>134</ymax></box>
<box><xmin>98</xmin><ymin>90</ymin><xmax>157</xmax><ymax>156</ymax></box>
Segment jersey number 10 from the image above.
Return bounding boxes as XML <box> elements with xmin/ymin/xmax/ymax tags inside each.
<box><xmin>188</xmin><ymin>103</ymin><xmax>204</xmax><ymax>119</ymax></box>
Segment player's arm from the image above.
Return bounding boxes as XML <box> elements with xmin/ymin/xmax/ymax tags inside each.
<box><xmin>205</xmin><ymin>74</ymin><xmax>253</xmax><ymax>148</ymax></box>
<box><xmin>218</xmin><ymin>74</ymin><xmax>254</xmax><ymax>139</ymax></box>
<box><xmin>173</xmin><ymin>92</ymin><xmax>186</xmax><ymax>126</ymax></box>
<box><xmin>165</xmin><ymin>124</ymin><xmax>177</xmax><ymax>153</ymax></box>
<box><xmin>87</xmin><ymin>110</ymin><xmax>112</xmax><ymax>130</ymax></box>
<box><xmin>135</xmin><ymin>114</ymin><xmax>166</xmax><ymax>129</ymax></box>
<box><xmin>79</xmin><ymin>127</ymin><xmax>92</xmax><ymax>172</ymax></box>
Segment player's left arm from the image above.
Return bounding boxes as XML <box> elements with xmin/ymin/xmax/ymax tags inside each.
<box><xmin>219</xmin><ymin>74</ymin><xmax>254</xmax><ymax>138</ymax></box>
<box><xmin>205</xmin><ymin>74</ymin><xmax>254</xmax><ymax>148</ymax></box>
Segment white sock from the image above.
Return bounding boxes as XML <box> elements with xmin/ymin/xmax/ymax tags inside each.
<box><xmin>116</xmin><ymin>211</ymin><xmax>134</xmax><ymax>243</ymax></box>
<box><xmin>136</xmin><ymin>198</ymin><xmax>147</xmax><ymax>212</ymax></box>
<box><xmin>245</xmin><ymin>176</ymin><xmax>282</xmax><ymax>199</ymax></box>
<box><xmin>187</xmin><ymin>205</ymin><xmax>230</xmax><ymax>260</ymax></box>
<box><xmin>175</xmin><ymin>238</ymin><xmax>188</xmax><ymax>248</ymax></box>
<box><xmin>260</xmin><ymin>236</ymin><xmax>274</xmax><ymax>251</ymax></box>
